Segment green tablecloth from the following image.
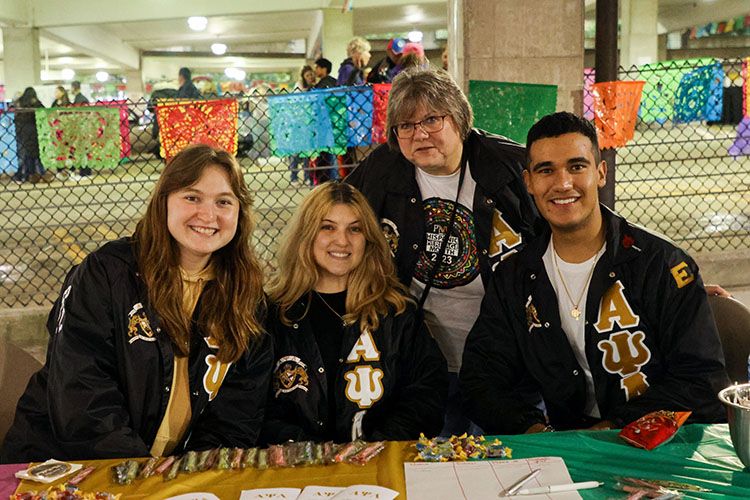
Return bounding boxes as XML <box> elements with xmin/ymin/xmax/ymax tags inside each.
<box><xmin>492</xmin><ymin>424</ymin><xmax>749</xmax><ymax>499</ymax></box>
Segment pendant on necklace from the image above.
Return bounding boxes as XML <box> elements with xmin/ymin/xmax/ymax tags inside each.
<box><xmin>571</xmin><ymin>308</ymin><xmax>581</xmax><ymax>320</ymax></box>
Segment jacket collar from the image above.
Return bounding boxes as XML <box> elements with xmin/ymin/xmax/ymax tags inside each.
<box><xmin>518</xmin><ymin>204</ymin><xmax>642</xmax><ymax>273</ymax></box>
<box><xmin>382</xmin><ymin>129</ymin><xmax>517</xmax><ymax>196</ymax></box>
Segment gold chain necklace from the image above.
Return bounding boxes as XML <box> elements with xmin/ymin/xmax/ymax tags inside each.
<box><xmin>552</xmin><ymin>245</ymin><xmax>599</xmax><ymax>320</ymax></box>
<box><xmin>314</xmin><ymin>291</ymin><xmax>344</xmax><ymax>320</ymax></box>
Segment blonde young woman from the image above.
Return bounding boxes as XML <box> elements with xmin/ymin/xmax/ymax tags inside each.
<box><xmin>262</xmin><ymin>181</ymin><xmax>448</xmax><ymax>444</ymax></box>
<box><xmin>2</xmin><ymin>144</ymin><xmax>272</xmax><ymax>463</ymax></box>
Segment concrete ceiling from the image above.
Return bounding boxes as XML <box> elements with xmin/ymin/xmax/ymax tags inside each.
<box><xmin>0</xmin><ymin>0</ymin><xmax>747</xmax><ymax>79</ymax></box>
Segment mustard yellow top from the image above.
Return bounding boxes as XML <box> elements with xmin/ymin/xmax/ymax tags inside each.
<box><xmin>149</xmin><ymin>264</ymin><xmax>214</xmax><ymax>457</ymax></box>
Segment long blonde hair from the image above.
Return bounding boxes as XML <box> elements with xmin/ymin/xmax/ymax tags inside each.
<box><xmin>133</xmin><ymin>144</ymin><xmax>265</xmax><ymax>362</ymax></box>
<box><xmin>268</xmin><ymin>182</ymin><xmax>410</xmax><ymax>331</ymax></box>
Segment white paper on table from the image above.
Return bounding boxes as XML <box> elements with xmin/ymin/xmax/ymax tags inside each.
<box><xmin>164</xmin><ymin>494</ymin><xmax>221</xmax><ymax>500</ymax></box>
<box><xmin>297</xmin><ymin>485</ymin><xmax>346</xmax><ymax>499</ymax></box>
<box><xmin>330</xmin><ymin>484</ymin><xmax>399</xmax><ymax>500</ymax></box>
<box><xmin>405</xmin><ymin>456</ymin><xmax>583</xmax><ymax>500</ymax></box>
<box><xmin>239</xmin><ymin>487</ymin><xmax>302</xmax><ymax>499</ymax></box>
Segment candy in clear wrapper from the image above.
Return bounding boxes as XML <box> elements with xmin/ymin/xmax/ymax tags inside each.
<box><xmin>256</xmin><ymin>448</ymin><xmax>269</xmax><ymax>469</ymax></box>
<box><xmin>202</xmin><ymin>448</ymin><xmax>220</xmax><ymax>471</ymax></box>
<box><xmin>164</xmin><ymin>456</ymin><xmax>184</xmax><ymax>481</ymax></box>
<box><xmin>242</xmin><ymin>448</ymin><xmax>258</xmax><ymax>468</ymax></box>
<box><xmin>230</xmin><ymin>447</ymin><xmax>244</xmax><ymax>469</ymax></box>
<box><xmin>268</xmin><ymin>444</ymin><xmax>287</xmax><ymax>467</ymax></box>
<box><xmin>334</xmin><ymin>440</ymin><xmax>365</xmax><ymax>463</ymax></box>
<box><xmin>195</xmin><ymin>450</ymin><xmax>212</xmax><ymax>472</ymax></box>
<box><xmin>216</xmin><ymin>447</ymin><xmax>232</xmax><ymax>470</ymax></box>
<box><xmin>182</xmin><ymin>451</ymin><xmax>198</xmax><ymax>473</ymax></box>
<box><xmin>351</xmin><ymin>441</ymin><xmax>385</xmax><ymax>464</ymax></box>
<box><xmin>153</xmin><ymin>456</ymin><xmax>175</xmax><ymax>476</ymax></box>
<box><xmin>138</xmin><ymin>457</ymin><xmax>158</xmax><ymax>479</ymax></box>
<box><xmin>67</xmin><ymin>466</ymin><xmax>96</xmax><ymax>486</ymax></box>
<box><xmin>12</xmin><ymin>484</ymin><xmax>120</xmax><ymax>500</ymax></box>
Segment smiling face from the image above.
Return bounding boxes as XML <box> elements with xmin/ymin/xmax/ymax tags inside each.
<box><xmin>396</xmin><ymin>102</ymin><xmax>464</xmax><ymax>176</ymax></box>
<box><xmin>525</xmin><ymin>132</ymin><xmax>606</xmax><ymax>236</ymax></box>
<box><xmin>303</xmin><ymin>69</ymin><xmax>315</xmax><ymax>88</ymax></box>
<box><xmin>166</xmin><ymin>165</ymin><xmax>239</xmax><ymax>273</ymax></box>
<box><xmin>312</xmin><ymin>203</ymin><xmax>366</xmax><ymax>293</ymax></box>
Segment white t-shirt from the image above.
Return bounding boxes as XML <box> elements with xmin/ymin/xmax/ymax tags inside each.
<box><xmin>542</xmin><ymin>238</ymin><xmax>606</xmax><ymax>418</ymax></box>
<box><xmin>410</xmin><ymin>163</ymin><xmax>485</xmax><ymax>373</ymax></box>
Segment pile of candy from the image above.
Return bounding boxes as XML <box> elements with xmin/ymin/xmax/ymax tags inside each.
<box><xmin>414</xmin><ymin>433</ymin><xmax>512</xmax><ymax>462</ymax></box>
<box><xmin>111</xmin><ymin>440</ymin><xmax>386</xmax><ymax>484</ymax></box>
<box><xmin>12</xmin><ymin>485</ymin><xmax>119</xmax><ymax>500</ymax></box>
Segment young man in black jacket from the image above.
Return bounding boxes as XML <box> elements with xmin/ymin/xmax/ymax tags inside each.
<box><xmin>461</xmin><ymin>112</ymin><xmax>729</xmax><ymax>434</ymax></box>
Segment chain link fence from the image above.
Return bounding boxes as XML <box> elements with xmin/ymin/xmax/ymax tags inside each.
<box><xmin>2</xmin><ymin>59</ymin><xmax>750</xmax><ymax>309</ymax></box>
<box><xmin>584</xmin><ymin>57</ymin><xmax>750</xmax><ymax>254</ymax></box>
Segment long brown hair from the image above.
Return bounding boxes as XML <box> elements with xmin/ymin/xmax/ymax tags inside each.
<box><xmin>133</xmin><ymin>144</ymin><xmax>265</xmax><ymax>362</ymax></box>
<box><xmin>268</xmin><ymin>182</ymin><xmax>410</xmax><ymax>332</ymax></box>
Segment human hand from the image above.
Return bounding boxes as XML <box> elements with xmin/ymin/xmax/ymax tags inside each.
<box><xmin>705</xmin><ymin>284</ymin><xmax>732</xmax><ymax>298</ymax></box>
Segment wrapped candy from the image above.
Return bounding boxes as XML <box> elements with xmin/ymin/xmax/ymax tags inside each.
<box><xmin>230</xmin><ymin>447</ymin><xmax>245</xmax><ymax>469</ymax></box>
<box><xmin>216</xmin><ymin>447</ymin><xmax>232</xmax><ymax>470</ymax></box>
<box><xmin>182</xmin><ymin>451</ymin><xmax>199</xmax><ymax>473</ymax></box>
<box><xmin>268</xmin><ymin>444</ymin><xmax>287</xmax><ymax>467</ymax></box>
<box><xmin>153</xmin><ymin>456</ymin><xmax>175</xmax><ymax>476</ymax></box>
<box><xmin>163</xmin><ymin>456</ymin><xmax>183</xmax><ymax>482</ymax></box>
<box><xmin>256</xmin><ymin>448</ymin><xmax>269</xmax><ymax>469</ymax></box>
<box><xmin>242</xmin><ymin>448</ymin><xmax>258</xmax><ymax>468</ymax></box>
<box><xmin>138</xmin><ymin>457</ymin><xmax>158</xmax><ymax>479</ymax></box>
<box><xmin>195</xmin><ymin>449</ymin><xmax>213</xmax><ymax>472</ymax></box>
<box><xmin>484</xmin><ymin>439</ymin><xmax>512</xmax><ymax>459</ymax></box>
<box><xmin>333</xmin><ymin>440</ymin><xmax>365</xmax><ymax>463</ymax></box>
<box><xmin>351</xmin><ymin>441</ymin><xmax>385</xmax><ymax>464</ymax></box>
<box><xmin>202</xmin><ymin>448</ymin><xmax>220</xmax><ymax>471</ymax></box>
<box><xmin>619</xmin><ymin>411</ymin><xmax>692</xmax><ymax>450</ymax></box>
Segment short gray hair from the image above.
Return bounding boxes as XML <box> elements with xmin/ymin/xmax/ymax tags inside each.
<box><xmin>386</xmin><ymin>66</ymin><xmax>474</xmax><ymax>151</ymax></box>
<box><xmin>346</xmin><ymin>37</ymin><xmax>371</xmax><ymax>57</ymax></box>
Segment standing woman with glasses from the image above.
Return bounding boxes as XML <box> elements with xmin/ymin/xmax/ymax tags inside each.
<box><xmin>346</xmin><ymin>66</ymin><xmax>540</xmax><ymax>437</ymax></box>
<box><xmin>2</xmin><ymin>144</ymin><xmax>272</xmax><ymax>463</ymax></box>
<box><xmin>261</xmin><ymin>181</ymin><xmax>448</xmax><ymax>444</ymax></box>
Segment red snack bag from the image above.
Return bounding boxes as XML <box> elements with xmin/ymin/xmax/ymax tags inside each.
<box><xmin>619</xmin><ymin>410</ymin><xmax>691</xmax><ymax>450</ymax></box>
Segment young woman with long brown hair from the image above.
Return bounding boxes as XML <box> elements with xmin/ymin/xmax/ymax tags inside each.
<box><xmin>261</xmin><ymin>181</ymin><xmax>448</xmax><ymax>444</ymax></box>
<box><xmin>2</xmin><ymin>144</ymin><xmax>271</xmax><ymax>463</ymax></box>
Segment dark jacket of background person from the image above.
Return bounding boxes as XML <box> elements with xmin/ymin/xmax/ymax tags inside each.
<box><xmin>1</xmin><ymin>238</ymin><xmax>273</xmax><ymax>463</ymax></box>
<box><xmin>460</xmin><ymin>207</ymin><xmax>730</xmax><ymax>435</ymax></box>
<box><xmin>346</xmin><ymin>128</ymin><xmax>542</xmax><ymax>289</ymax></box>
<box><xmin>73</xmin><ymin>93</ymin><xmax>89</xmax><ymax>105</ymax></box>
<box><xmin>337</xmin><ymin>58</ymin><xmax>364</xmax><ymax>86</ymax></box>
<box><xmin>12</xmin><ymin>91</ymin><xmax>45</xmax><ymax>180</ymax></box>
<box><xmin>315</xmin><ymin>75</ymin><xmax>337</xmax><ymax>89</ymax></box>
<box><xmin>261</xmin><ymin>298</ymin><xmax>448</xmax><ymax>444</ymax></box>
<box><xmin>176</xmin><ymin>79</ymin><xmax>202</xmax><ymax>99</ymax></box>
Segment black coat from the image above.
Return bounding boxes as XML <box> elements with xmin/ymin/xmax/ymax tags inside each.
<box><xmin>261</xmin><ymin>297</ymin><xmax>448</xmax><ymax>444</ymax></box>
<box><xmin>347</xmin><ymin>129</ymin><xmax>542</xmax><ymax>290</ymax></box>
<box><xmin>461</xmin><ymin>206</ymin><xmax>729</xmax><ymax>434</ymax></box>
<box><xmin>1</xmin><ymin>238</ymin><xmax>272</xmax><ymax>463</ymax></box>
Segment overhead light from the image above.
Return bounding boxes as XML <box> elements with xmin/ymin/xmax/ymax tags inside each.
<box><xmin>61</xmin><ymin>68</ymin><xmax>75</xmax><ymax>80</ymax></box>
<box><xmin>41</xmin><ymin>70</ymin><xmax>51</xmax><ymax>81</ymax></box>
<box><xmin>187</xmin><ymin>16</ymin><xmax>208</xmax><ymax>31</ymax></box>
<box><xmin>211</xmin><ymin>43</ymin><xmax>227</xmax><ymax>55</ymax></box>
<box><xmin>58</xmin><ymin>56</ymin><xmax>73</xmax><ymax>64</ymax></box>
<box><xmin>408</xmin><ymin>30</ymin><xmax>423</xmax><ymax>43</ymax></box>
<box><xmin>224</xmin><ymin>68</ymin><xmax>246</xmax><ymax>81</ymax></box>
<box><xmin>96</xmin><ymin>71</ymin><xmax>109</xmax><ymax>82</ymax></box>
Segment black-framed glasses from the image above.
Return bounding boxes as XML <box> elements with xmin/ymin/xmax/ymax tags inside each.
<box><xmin>392</xmin><ymin>115</ymin><xmax>447</xmax><ymax>139</ymax></box>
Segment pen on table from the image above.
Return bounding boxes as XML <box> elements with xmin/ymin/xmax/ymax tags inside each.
<box><xmin>501</xmin><ymin>468</ymin><xmax>541</xmax><ymax>497</ymax></box>
<box><xmin>515</xmin><ymin>481</ymin><xmax>603</xmax><ymax>496</ymax></box>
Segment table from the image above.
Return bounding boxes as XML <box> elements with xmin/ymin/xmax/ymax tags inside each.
<box><xmin>8</xmin><ymin>424</ymin><xmax>750</xmax><ymax>499</ymax></box>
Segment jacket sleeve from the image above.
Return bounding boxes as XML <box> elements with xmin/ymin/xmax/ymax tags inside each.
<box><xmin>187</xmin><ymin>332</ymin><xmax>274</xmax><ymax>450</ymax></box>
<box><xmin>367</xmin><ymin>308</ymin><xmax>449</xmax><ymax>441</ymax></box>
<box><xmin>460</xmin><ymin>272</ymin><xmax>547</xmax><ymax>435</ymax></box>
<box><xmin>46</xmin><ymin>253</ymin><xmax>151</xmax><ymax>459</ymax></box>
<box><xmin>606</xmin><ymin>251</ymin><xmax>729</xmax><ymax>426</ymax></box>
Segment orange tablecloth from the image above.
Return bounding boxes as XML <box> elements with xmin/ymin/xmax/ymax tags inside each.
<box><xmin>13</xmin><ymin>442</ymin><xmax>415</xmax><ymax>499</ymax></box>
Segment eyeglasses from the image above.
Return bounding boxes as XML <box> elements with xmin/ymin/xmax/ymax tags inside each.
<box><xmin>392</xmin><ymin>115</ymin><xmax>447</xmax><ymax>139</ymax></box>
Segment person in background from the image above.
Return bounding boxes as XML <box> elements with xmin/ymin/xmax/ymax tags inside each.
<box><xmin>176</xmin><ymin>67</ymin><xmax>202</xmax><ymax>99</ymax></box>
<box><xmin>289</xmin><ymin>65</ymin><xmax>316</xmax><ymax>187</ymax></box>
<box><xmin>51</xmin><ymin>86</ymin><xmax>71</xmax><ymax>107</ymax></box>
<box><xmin>442</xmin><ymin>47</ymin><xmax>449</xmax><ymax>71</ymax></box>
<box><xmin>313</xmin><ymin>58</ymin><xmax>339</xmax><ymax>185</ymax></box>
<box><xmin>71</xmin><ymin>81</ymin><xmax>89</xmax><ymax>105</ymax></box>
<box><xmin>202</xmin><ymin>80</ymin><xmax>220</xmax><ymax>98</ymax></box>
<box><xmin>314</xmin><ymin>58</ymin><xmax>337</xmax><ymax>89</ymax></box>
<box><xmin>337</xmin><ymin>37</ymin><xmax>371</xmax><ymax>87</ymax></box>
<box><xmin>461</xmin><ymin>112</ymin><xmax>729</xmax><ymax>434</ymax></box>
<box><xmin>392</xmin><ymin>43</ymin><xmax>428</xmax><ymax>78</ymax></box>
<box><xmin>346</xmin><ymin>66</ymin><xmax>541</xmax><ymax>437</ymax></box>
<box><xmin>11</xmin><ymin>87</ymin><xmax>49</xmax><ymax>183</ymax></box>
<box><xmin>262</xmin><ymin>181</ymin><xmax>448</xmax><ymax>444</ymax></box>
<box><xmin>1</xmin><ymin>144</ymin><xmax>272</xmax><ymax>463</ymax></box>
<box><xmin>367</xmin><ymin>38</ymin><xmax>405</xmax><ymax>84</ymax></box>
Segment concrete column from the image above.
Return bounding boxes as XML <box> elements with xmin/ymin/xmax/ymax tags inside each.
<box><xmin>124</xmin><ymin>70</ymin><xmax>145</xmax><ymax>102</ymax></box>
<box><xmin>454</xmin><ymin>0</ymin><xmax>584</xmax><ymax>114</ymax></box>
<box><xmin>321</xmin><ymin>8</ymin><xmax>354</xmax><ymax>80</ymax></box>
<box><xmin>620</xmin><ymin>0</ymin><xmax>658</xmax><ymax>68</ymax></box>
<box><xmin>2</xmin><ymin>27</ymin><xmax>41</xmax><ymax>103</ymax></box>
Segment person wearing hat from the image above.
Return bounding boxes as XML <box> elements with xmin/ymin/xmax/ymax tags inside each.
<box><xmin>367</xmin><ymin>38</ymin><xmax>405</xmax><ymax>84</ymax></box>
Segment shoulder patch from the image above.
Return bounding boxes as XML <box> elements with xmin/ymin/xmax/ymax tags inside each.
<box><xmin>380</xmin><ymin>218</ymin><xmax>399</xmax><ymax>257</ymax></box>
<box><xmin>670</xmin><ymin>261</ymin><xmax>695</xmax><ymax>288</ymax></box>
